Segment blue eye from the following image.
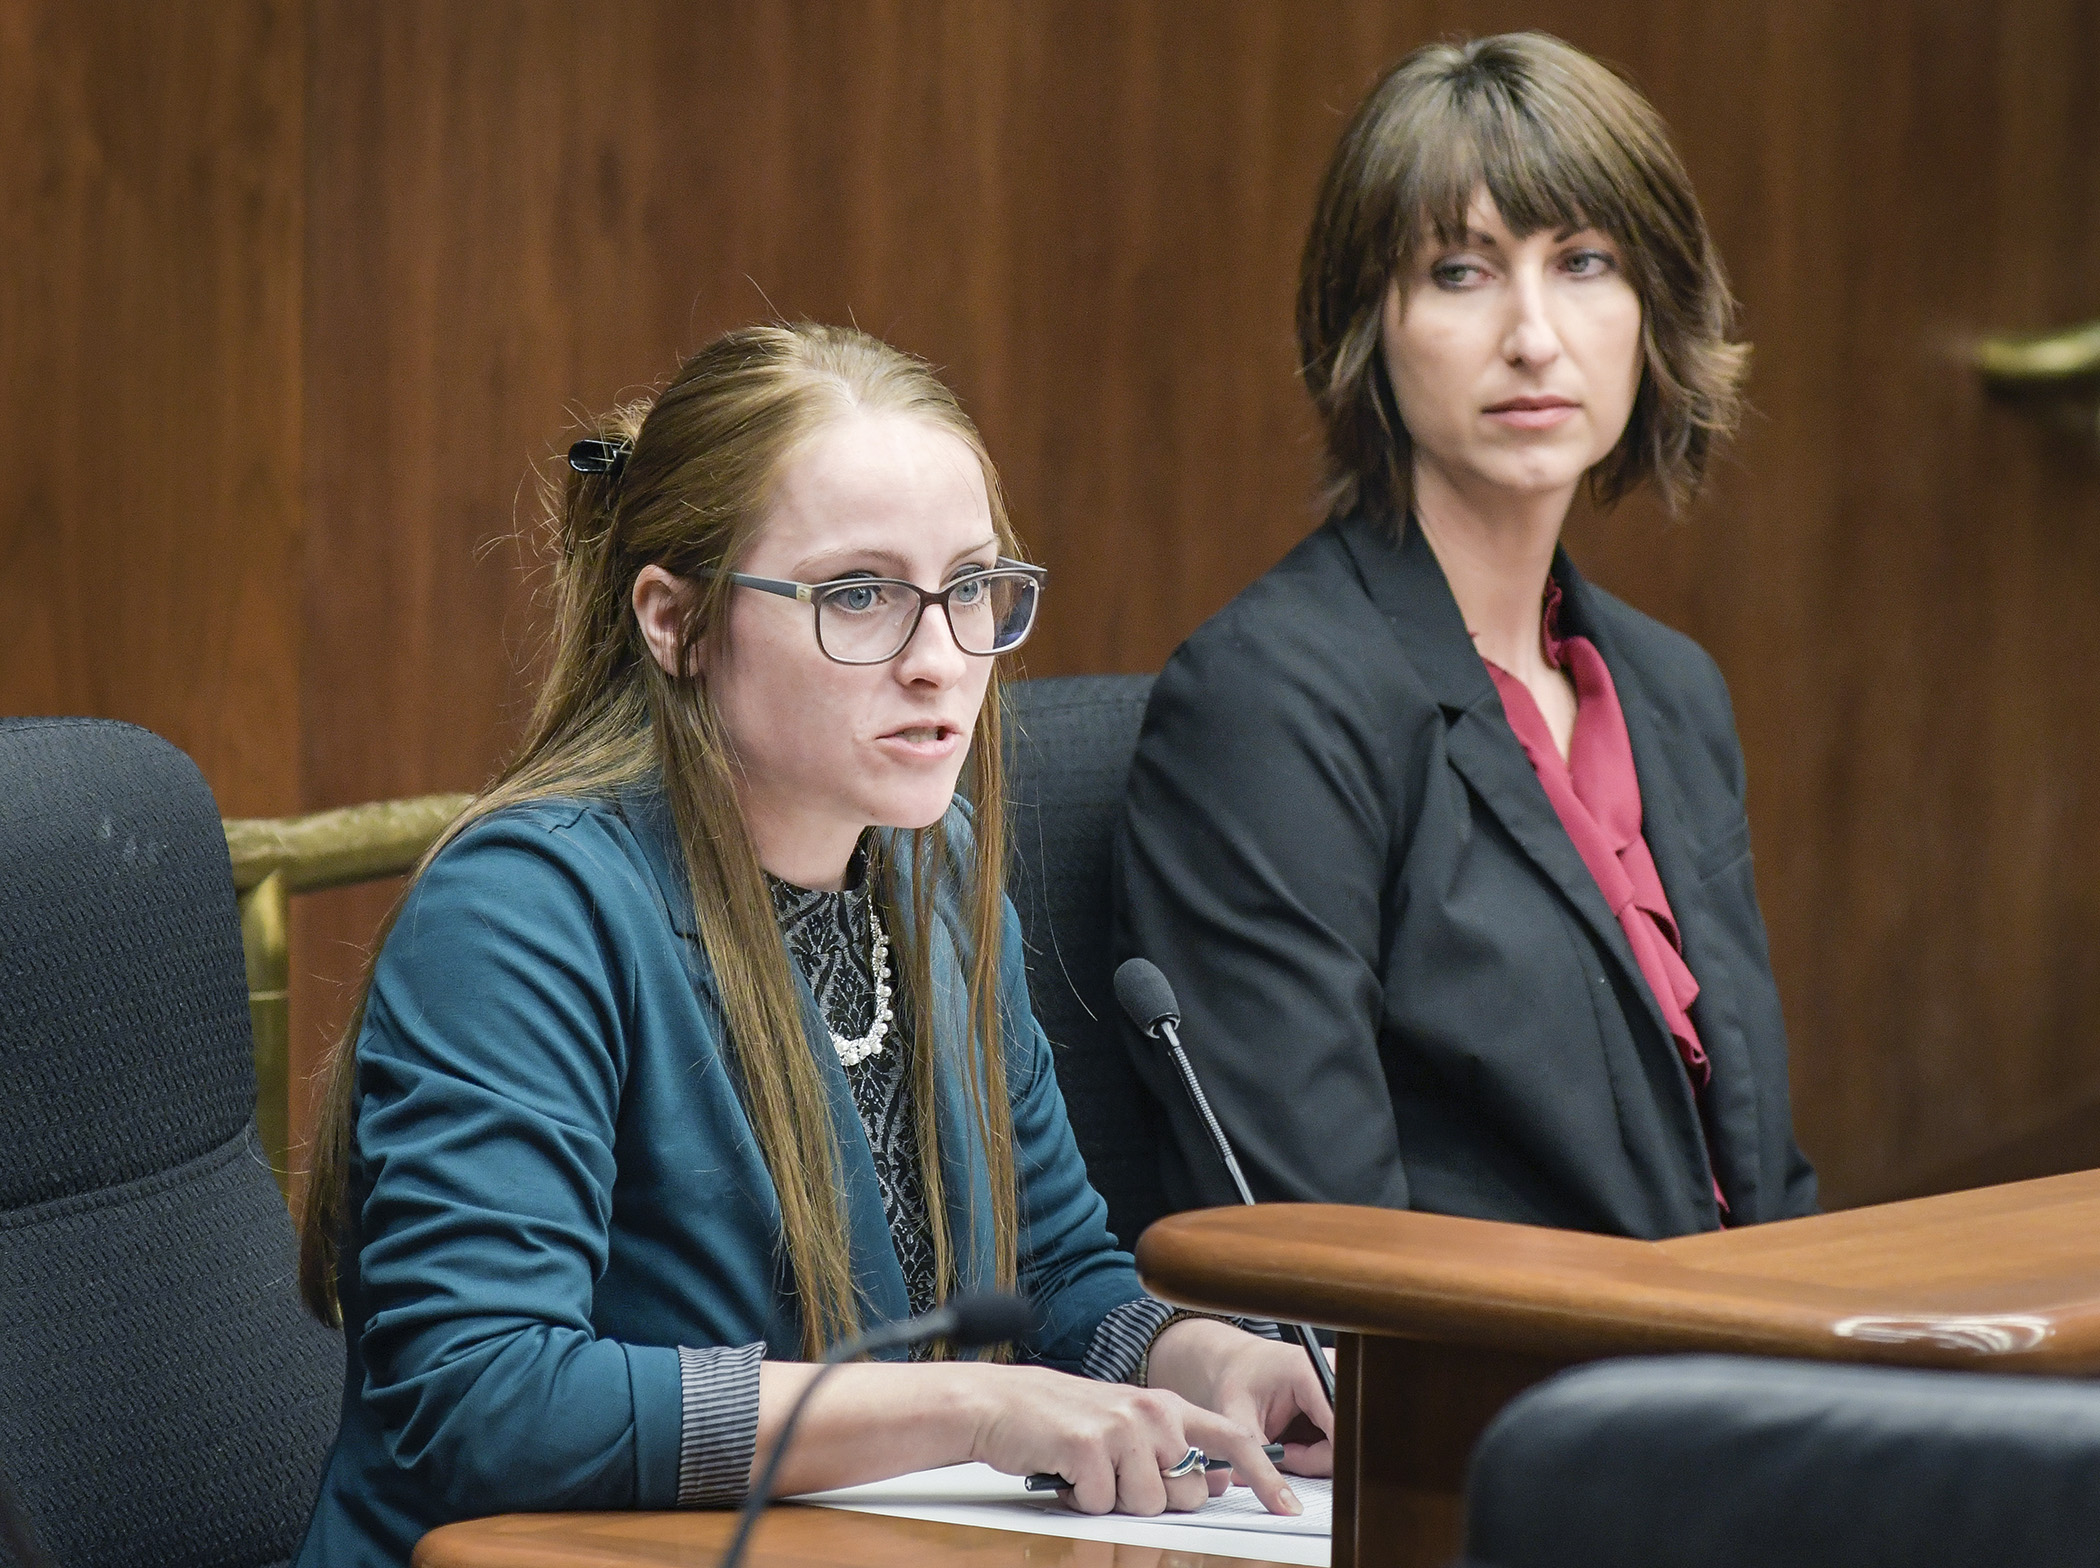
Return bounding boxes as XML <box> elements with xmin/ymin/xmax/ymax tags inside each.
<box><xmin>950</xmin><ymin>576</ymin><xmax>988</xmax><ymax>607</ymax></box>
<box><xmin>832</xmin><ymin>583</ymin><xmax>882</xmax><ymax>614</ymax></box>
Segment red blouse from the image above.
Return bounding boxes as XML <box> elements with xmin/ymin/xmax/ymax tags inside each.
<box><xmin>1481</xmin><ymin>585</ymin><xmax>1726</xmax><ymax>1213</ymax></box>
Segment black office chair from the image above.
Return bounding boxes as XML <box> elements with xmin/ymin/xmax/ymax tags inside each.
<box><xmin>0</xmin><ymin>718</ymin><xmax>340</xmax><ymax>1568</ymax></box>
<box><xmin>1462</xmin><ymin>1354</ymin><xmax>2100</xmax><ymax>1568</ymax></box>
<box><xmin>1004</xmin><ymin>674</ymin><xmax>1164</xmax><ymax>1252</ymax></box>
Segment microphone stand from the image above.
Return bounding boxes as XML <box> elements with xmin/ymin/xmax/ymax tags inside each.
<box><xmin>715</xmin><ymin>1351</ymin><xmax>852</xmax><ymax>1568</ymax></box>
<box><xmin>1153</xmin><ymin>1011</ymin><xmax>1339</xmax><ymax>1412</ymax></box>
<box><xmin>717</xmin><ymin>1293</ymin><xmax>1029</xmax><ymax>1568</ymax></box>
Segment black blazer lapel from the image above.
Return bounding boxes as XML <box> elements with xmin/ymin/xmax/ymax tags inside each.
<box><xmin>1336</xmin><ymin>513</ymin><xmax>1676</xmax><ymax>1054</ymax></box>
<box><xmin>1570</xmin><ymin>576</ymin><xmax>1768</xmax><ymax>1215</ymax></box>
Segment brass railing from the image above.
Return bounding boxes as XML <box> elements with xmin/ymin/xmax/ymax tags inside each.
<box><xmin>223</xmin><ymin>794</ymin><xmax>474</xmax><ymax>1200</ymax></box>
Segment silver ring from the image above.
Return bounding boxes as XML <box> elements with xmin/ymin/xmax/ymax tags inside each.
<box><xmin>1163</xmin><ymin>1446</ymin><xmax>1207</xmax><ymax>1479</ymax></box>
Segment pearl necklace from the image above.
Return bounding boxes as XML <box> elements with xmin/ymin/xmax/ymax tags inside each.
<box><xmin>829</xmin><ymin>903</ymin><xmax>893</xmax><ymax>1068</ymax></box>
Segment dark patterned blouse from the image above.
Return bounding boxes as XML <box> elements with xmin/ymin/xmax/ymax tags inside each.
<box><xmin>761</xmin><ymin>845</ymin><xmax>1231</xmax><ymax>1404</ymax></box>
<box><xmin>767</xmin><ymin>852</ymin><xmax>941</xmax><ymax>1325</ymax></box>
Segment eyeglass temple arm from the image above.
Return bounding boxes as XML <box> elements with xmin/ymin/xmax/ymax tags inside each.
<box><xmin>714</xmin><ymin>571</ymin><xmax>815</xmax><ymax>603</ymax></box>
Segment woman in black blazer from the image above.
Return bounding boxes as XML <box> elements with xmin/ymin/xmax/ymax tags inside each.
<box><xmin>1113</xmin><ymin>33</ymin><xmax>1816</xmax><ymax>1240</ymax></box>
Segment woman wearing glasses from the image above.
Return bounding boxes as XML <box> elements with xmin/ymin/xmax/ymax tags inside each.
<box><xmin>1116</xmin><ymin>36</ymin><xmax>1817</xmax><ymax>1240</ymax></box>
<box><xmin>292</xmin><ymin>324</ymin><xmax>1326</xmax><ymax>1568</ymax></box>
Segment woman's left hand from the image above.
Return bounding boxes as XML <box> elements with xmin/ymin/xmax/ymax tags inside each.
<box><xmin>1142</xmin><ymin>1317</ymin><xmax>1335</xmax><ymax>1481</ymax></box>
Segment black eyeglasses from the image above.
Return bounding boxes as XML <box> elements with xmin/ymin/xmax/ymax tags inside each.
<box><xmin>702</xmin><ymin>558</ymin><xmax>1047</xmax><ymax>665</ymax></box>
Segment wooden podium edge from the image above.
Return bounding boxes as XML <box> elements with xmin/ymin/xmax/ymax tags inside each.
<box><xmin>1134</xmin><ymin>1200</ymin><xmax>2100</xmax><ymax>1373</ymax></box>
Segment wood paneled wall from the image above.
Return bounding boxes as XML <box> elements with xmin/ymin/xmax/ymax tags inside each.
<box><xmin>5</xmin><ymin>1</ymin><xmax>2097</xmax><ymax>1212</ymax></box>
<box><xmin>0</xmin><ymin>0</ymin><xmax>304</xmax><ymax>817</ymax></box>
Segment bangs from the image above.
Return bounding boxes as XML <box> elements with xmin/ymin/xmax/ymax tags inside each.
<box><xmin>1298</xmin><ymin>32</ymin><xmax>1745</xmax><ymax>522</ymax></box>
<box><xmin>1394</xmin><ymin>70</ymin><xmax>1648</xmax><ymax>266</ymax></box>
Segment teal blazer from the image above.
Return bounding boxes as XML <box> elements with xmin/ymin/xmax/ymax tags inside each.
<box><xmin>295</xmin><ymin>789</ymin><xmax>1145</xmax><ymax>1568</ymax></box>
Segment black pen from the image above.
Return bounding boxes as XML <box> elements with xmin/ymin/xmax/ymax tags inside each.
<box><xmin>1023</xmin><ymin>1442</ymin><xmax>1286</xmax><ymax>1493</ymax></box>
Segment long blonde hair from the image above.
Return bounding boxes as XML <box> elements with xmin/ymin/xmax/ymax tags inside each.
<box><xmin>300</xmin><ymin>323</ymin><xmax>1023</xmax><ymax>1355</ymax></box>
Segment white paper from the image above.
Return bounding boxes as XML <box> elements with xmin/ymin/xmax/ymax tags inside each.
<box><xmin>794</xmin><ymin>1461</ymin><xmax>1331</xmax><ymax>1566</ymax></box>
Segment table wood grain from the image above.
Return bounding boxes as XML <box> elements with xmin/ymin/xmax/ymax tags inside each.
<box><xmin>1136</xmin><ymin>1170</ymin><xmax>2100</xmax><ymax>1372</ymax></box>
<box><xmin>413</xmin><ymin>1505</ymin><xmax>1308</xmax><ymax>1568</ymax></box>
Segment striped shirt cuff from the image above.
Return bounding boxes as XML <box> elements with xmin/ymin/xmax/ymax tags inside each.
<box><xmin>1082</xmin><ymin>1298</ymin><xmax>1287</xmax><ymax>1386</ymax></box>
<box><xmin>1082</xmin><ymin>1296</ymin><xmax>1180</xmax><ymax>1384</ymax></box>
<box><xmin>676</xmin><ymin>1342</ymin><xmax>765</xmax><ymax>1507</ymax></box>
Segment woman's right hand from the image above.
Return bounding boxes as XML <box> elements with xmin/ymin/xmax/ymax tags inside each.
<box><xmin>969</xmin><ymin>1364</ymin><xmax>1300</xmax><ymax>1518</ymax></box>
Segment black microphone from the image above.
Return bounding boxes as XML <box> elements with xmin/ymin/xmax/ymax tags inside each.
<box><xmin>717</xmin><ymin>1290</ymin><xmax>1032</xmax><ymax>1568</ymax></box>
<box><xmin>1116</xmin><ymin>957</ymin><xmax>1339</xmax><ymax>1413</ymax></box>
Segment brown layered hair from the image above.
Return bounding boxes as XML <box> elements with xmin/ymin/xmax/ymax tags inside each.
<box><xmin>1297</xmin><ymin>32</ymin><xmax>1749</xmax><ymax>522</ymax></box>
<box><xmin>299</xmin><ymin>323</ymin><xmax>1022</xmax><ymax>1356</ymax></box>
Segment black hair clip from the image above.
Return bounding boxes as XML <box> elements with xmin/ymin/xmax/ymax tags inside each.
<box><xmin>568</xmin><ymin>438</ymin><xmax>630</xmax><ymax>478</ymax></box>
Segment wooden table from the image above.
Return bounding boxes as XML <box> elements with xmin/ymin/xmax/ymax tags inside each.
<box><xmin>1136</xmin><ymin>1169</ymin><xmax>2100</xmax><ymax>1568</ymax></box>
<box><xmin>414</xmin><ymin>1505</ymin><xmax>1305</xmax><ymax>1568</ymax></box>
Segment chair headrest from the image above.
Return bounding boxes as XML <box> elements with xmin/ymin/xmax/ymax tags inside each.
<box><xmin>1466</xmin><ymin>1355</ymin><xmax>2100</xmax><ymax>1568</ymax></box>
<box><xmin>0</xmin><ymin>719</ymin><xmax>255</xmax><ymax>1211</ymax></box>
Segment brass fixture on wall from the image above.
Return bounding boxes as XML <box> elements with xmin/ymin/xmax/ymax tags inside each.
<box><xmin>1974</xmin><ymin>319</ymin><xmax>2100</xmax><ymax>449</ymax></box>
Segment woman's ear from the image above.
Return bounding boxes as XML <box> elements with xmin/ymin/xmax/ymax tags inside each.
<box><xmin>632</xmin><ymin>565</ymin><xmax>698</xmax><ymax>677</ymax></box>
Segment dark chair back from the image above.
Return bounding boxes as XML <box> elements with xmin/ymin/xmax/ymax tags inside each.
<box><xmin>0</xmin><ymin>719</ymin><xmax>339</xmax><ymax>1568</ymax></box>
<box><xmin>1464</xmin><ymin>1355</ymin><xmax>2100</xmax><ymax>1568</ymax></box>
<box><xmin>1004</xmin><ymin>675</ymin><xmax>1164</xmax><ymax>1252</ymax></box>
